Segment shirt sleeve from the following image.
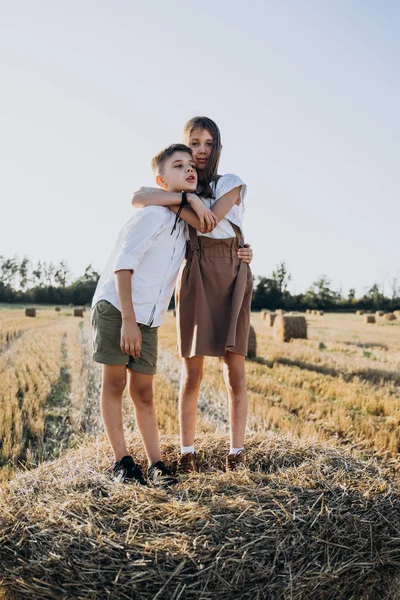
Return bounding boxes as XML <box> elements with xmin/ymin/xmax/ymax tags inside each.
<box><xmin>114</xmin><ymin>207</ymin><xmax>167</xmax><ymax>273</ymax></box>
<box><xmin>217</xmin><ymin>174</ymin><xmax>247</xmax><ymax>205</ymax></box>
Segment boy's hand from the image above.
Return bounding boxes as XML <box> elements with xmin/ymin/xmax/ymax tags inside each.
<box><xmin>188</xmin><ymin>194</ymin><xmax>218</xmax><ymax>233</ymax></box>
<box><xmin>237</xmin><ymin>243</ymin><xmax>253</xmax><ymax>264</ymax></box>
<box><xmin>120</xmin><ymin>320</ymin><xmax>142</xmax><ymax>358</ymax></box>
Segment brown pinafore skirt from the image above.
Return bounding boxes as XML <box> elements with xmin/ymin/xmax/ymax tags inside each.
<box><xmin>175</xmin><ymin>222</ymin><xmax>253</xmax><ymax>358</ymax></box>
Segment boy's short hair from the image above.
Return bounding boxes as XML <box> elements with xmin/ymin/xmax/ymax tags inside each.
<box><xmin>151</xmin><ymin>143</ymin><xmax>193</xmax><ymax>175</ymax></box>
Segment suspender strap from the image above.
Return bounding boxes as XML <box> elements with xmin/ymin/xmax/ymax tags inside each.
<box><xmin>231</xmin><ymin>222</ymin><xmax>245</xmax><ymax>247</ymax></box>
<box><xmin>188</xmin><ymin>224</ymin><xmax>199</xmax><ymax>251</ymax></box>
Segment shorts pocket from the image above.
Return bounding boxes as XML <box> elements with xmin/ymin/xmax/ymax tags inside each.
<box><xmin>95</xmin><ymin>300</ymin><xmax>116</xmax><ymax>317</ymax></box>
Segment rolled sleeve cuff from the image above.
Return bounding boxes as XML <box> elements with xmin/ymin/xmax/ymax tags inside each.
<box><xmin>114</xmin><ymin>255</ymin><xmax>138</xmax><ymax>273</ymax></box>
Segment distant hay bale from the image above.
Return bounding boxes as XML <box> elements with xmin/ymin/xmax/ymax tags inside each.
<box><xmin>68</xmin><ymin>303</ymin><xmax>73</xmax><ymax>307</ymax></box>
<box><xmin>394</xmin><ymin>310</ymin><xmax>400</xmax><ymax>318</ymax></box>
<box><xmin>274</xmin><ymin>315</ymin><xmax>307</xmax><ymax>343</ymax></box>
<box><xmin>247</xmin><ymin>325</ymin><xmax>257</xmax><ymax>359</ymax></box>
<box><xmin>55</xmin><ymin>306</ymin><xmax>61</xmax><ymax>312</ymax></box>
<box><xmin>276</xmin><ymin>309</ymin><xmax>284</xmax><ymax>315</ymax></box>
<box><xmin>305</xmin><ymin>309</ymin><xmax>311</xmax><ymax>314</ymax></box>
<box><xmin>356</xmin><ymin>310</ymin><xmax>364</xmax><ymax>315</ymax></box>
<box><xmin>312</xmin><ymin>310</ymin><xmax>321</xmax><ymax>315</ymax></box>
<box><xmin>384</xmin><ymin>313</ymin><xmax>396</xmax><ymax>321</ymax></box>
<box><xmin>319</xmin><ymin>310</ymin><xmax>324</xmax><ymax>316</ymax></box>
<box><xmin>74</xmin><ymin>309</ymin><xmax>84</xmax><ymax>318</ymax></box>
<box><xmin>364</xmin><ymin>315</ymin><xmax>376</xmax><ymax>324</ymax></box>
<box><xmin>265</xmin><ymin>313</ymin><xmax>276</xmax><ymax>327</ymax></box>
<box><xmin>375</xmin><ymin>311</ymin><xmax>384</xmax><ymax>317</ymax></box>
<box><xmin>25</xmin><ymin>308</ymin><xmax>36</xmax><ymax>318</ymax></box>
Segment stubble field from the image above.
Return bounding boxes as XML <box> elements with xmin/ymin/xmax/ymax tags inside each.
<box><xmin>1</xmin><ymin>305</ymin><xmax>399</xmax><ymax>478</ymax></box>
<box><xmin>1</xmin><ymin>306</ymin><xmax>400</xmax><ymax>599</ymax></box>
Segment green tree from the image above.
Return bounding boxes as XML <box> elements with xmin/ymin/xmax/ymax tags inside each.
<box><xmin>272</xmin><ymin>262</ymin><xmax>292</xmax><ymax>294</ymax></box>
<box><xmin>19</xmin><ymin>256</ymin><xmax>31</xmax><ymax>290</ymax></box>
<box><xmin>54</xmin><ymin>260</ymin><xmax>70</xmax><ymax>287</ymax></box>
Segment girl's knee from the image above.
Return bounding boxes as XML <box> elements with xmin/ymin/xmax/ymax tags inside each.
<box><xmin>223</xmin><ymin>364</ymin><xmax>246</xmax><ymax>394</ymax></box>
<box><xmin>182</xmin><ymin>367</ymin><xmax>203</xmax><ymax>391</ymax></box>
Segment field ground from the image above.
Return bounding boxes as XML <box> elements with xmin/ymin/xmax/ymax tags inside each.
<box><xmin>1</xmin><ymin>305</ymin><xmax>400</xmax><ymax>599</ymax></box>
<box><xmin>1</xmin><ymin>305</ymin><xmax>400</xmax><ymax>478</ymax></box>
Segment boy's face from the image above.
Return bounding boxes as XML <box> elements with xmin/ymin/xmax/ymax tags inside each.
<box><xmin>156</xmin><ymin>151</ymin><xmax>197</xmax><ymax>192</ymax></box>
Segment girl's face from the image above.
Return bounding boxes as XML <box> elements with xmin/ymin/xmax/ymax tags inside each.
<box><xmin>186</xmin><ymin>128</ymin><xmax>214</xmax><ymax>171</ymax></box>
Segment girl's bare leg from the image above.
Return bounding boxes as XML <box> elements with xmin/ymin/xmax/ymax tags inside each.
<box><xmin>223</xmin><ymin>352</ymin><xmax>248</xmax><ymax>449</ymax></box>
<box><xmin>179</xmin><ymin>356</ymin><xmax>204</xmax><ymax>447</ymax></box>
<box><xmin>100</xmin><ymin>364</ymin><xmax>129</xmax><ymax>462</ymax></box>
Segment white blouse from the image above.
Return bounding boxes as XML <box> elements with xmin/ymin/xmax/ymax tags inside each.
<box><xmin>196</xmin><ymin>173</ymin><xmax>247</xmax><ymax>239</ymax></box>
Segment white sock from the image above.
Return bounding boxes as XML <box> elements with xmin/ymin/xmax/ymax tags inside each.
<box><xmin>229</xmin><ymin>447</ymin><xmax>243</xmax><ymax>455</ymax></box>
<box><xmin>181</xmin><ymin>445</ymin><xmax>195</xmax><ymax>454</ymax></box>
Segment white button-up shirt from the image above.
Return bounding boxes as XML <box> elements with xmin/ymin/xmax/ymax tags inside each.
<box><xmin>92</xmin><ymin>206</ymin><xmax>186</xmax><ymax>327</ymax></box>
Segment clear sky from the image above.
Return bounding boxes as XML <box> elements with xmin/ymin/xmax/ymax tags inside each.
<box><xmin>1</xmin><ymin>0</ymin><xmax>399</xmax><ymax>296</ymax></box>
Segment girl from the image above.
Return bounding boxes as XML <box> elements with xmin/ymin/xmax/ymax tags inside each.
<box><xmin>132</xmin><ymin>116</ymin><xmax>253</xmax><ymax>472</ymax></box>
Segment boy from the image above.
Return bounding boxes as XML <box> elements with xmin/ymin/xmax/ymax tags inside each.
<box><xmin>92</xmin><ymin>144</ymin><xmax>251</xmax><ymax>485</ymax></box>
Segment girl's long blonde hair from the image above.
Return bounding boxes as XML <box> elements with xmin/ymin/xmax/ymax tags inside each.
<box><xmin>183</xmin><ymin>116</ymin><xmax>222</xmax><ymax>199</ymax></box>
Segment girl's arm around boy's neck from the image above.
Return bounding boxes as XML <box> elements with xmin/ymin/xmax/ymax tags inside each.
<box><xmin>132</xmin><ymin>188</ymin><xmax>183</xmax><ymax>208</ymax></box>
<box><xmin>132</xmin><ymin>186</ymin><xmax>241</xmax><ymax>225</ymax></box>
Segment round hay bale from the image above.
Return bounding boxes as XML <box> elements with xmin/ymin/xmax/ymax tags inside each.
<box><xmin>393</xmin><ymin>310</ymin><xmax>400</xmax><ymax>318</ymax></box>
<box><xmin>319</xmin><ymin>310</ymin><xmax>324</xmax><ymax>316</ymax></box>
<box><xmin>55</xmin><ymin>306</ymin><xmax>61</xmax><ymax>312</ymax></box>
<box><xmin>74</xmin><ymin>309</ymin><xmax>84</xmax><ymax>318</ymax></box>
<box><xmin>265</xmin><ymin>313</ymin><xmax>276</xmax><ymax>327</ymax></box>
<box><xmin>247</xmin><ymin>325</ymin><xmax>257</xmax><ymax>359</ymax></box>
<box><xmin>276</xmin><ymin>309</ymin><xmax>284</xmax><ymax>315</ymax></box>
<box><xmin>274</xmin><ymin>315</ymin><xmax>307</xmax><ymax>343</ymax></box>
<box><xmin>356</xmin><ymin>310</ymin><xmax>364</xmax><ymax>315</ymax></box>
<box><xmin>364</xmin><ymin>315</ymin><xmax>376</xmax><ymax>324</ymax></box>
<box><xmin>384</xmin><ymin>313</ymin><xmax>396</xmax><ymax>321</ymax></box>
<box><xmin>25</xmin><ymin>308</ymin><xmax>36</xmax><ymax>318</ymax></box>
<box><xmin>375</xmin><ymin>311</ymin><xmax>384</xmax><ymax>317</ymax></box>
<box><xmin>305</xmin><ymin>309</ymin><xmax>311</xmax><ymax>314</ymax></box>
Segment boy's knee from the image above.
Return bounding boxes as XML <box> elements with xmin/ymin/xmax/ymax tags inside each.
<box><xmin>131</xmin><ymin>383</ymin><xmax>154</xmax><ymax>406</ymax></box>
<box><xmin>103</xmin><ymin>376</ymin><xmax>127</xmax><ymax>396</ymax></box>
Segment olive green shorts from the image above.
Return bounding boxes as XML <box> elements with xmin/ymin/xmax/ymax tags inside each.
<box><xmin>91</xmin><ymin>300</ymin><xmax>158</xmax><ymax>375</ymax></box>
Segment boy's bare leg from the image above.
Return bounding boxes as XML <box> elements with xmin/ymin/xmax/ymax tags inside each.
<box><xmin>101</xmin><ymin>364</ymin><xmax>130</xmax><ymax>462</ymax></box>
<box><xmin>179</xmin><ymin>356</ymin><xmax>204</xmax><ymax>447</ymax></box>
<box><xmin>223</xmin><ymin>352</ymin><xmax>248</xmax><ymax>449</ymax></box>
<box><xmin>128</xmin><ymin>370</ymin><xmax>162</xmax><ymax>465</ymax></box>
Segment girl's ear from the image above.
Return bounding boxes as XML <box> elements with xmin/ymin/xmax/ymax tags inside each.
<box><xmin>156</xmin><ymin>174</ymin><xmax>167</xmax><ymax>189</ymax></box>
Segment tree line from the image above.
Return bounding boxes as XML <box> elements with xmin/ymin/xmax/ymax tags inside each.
<box><xmin>0</xmin><ymin>255</ymin><xmax>399</xmax><ymax>312</ymax></box>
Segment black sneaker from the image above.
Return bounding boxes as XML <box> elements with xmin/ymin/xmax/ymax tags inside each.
<box><xmin>147</xmin><ymin>461</ymin><xmax>178</xmax><ymax>487</ymax></box>
<box><xmin>113</xmin><ymin>455</ymin><xmax>147</xmax><ymax>485</ymax></box>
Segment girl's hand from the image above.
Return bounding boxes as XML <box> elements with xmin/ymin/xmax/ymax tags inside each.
<box><xmin>237</xmin><ymin>243</ymin><xmax>253</xmax><ymax>264</ymax></box>
<box><xmin>188</xmin><ymin>195</ymin><xmax>218</xmax><ymax>233</ymax></box>
<box><xmin>120</xmin><ymin>320</ymin><xmax>142</xmax><ymax>358</ymax></box>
